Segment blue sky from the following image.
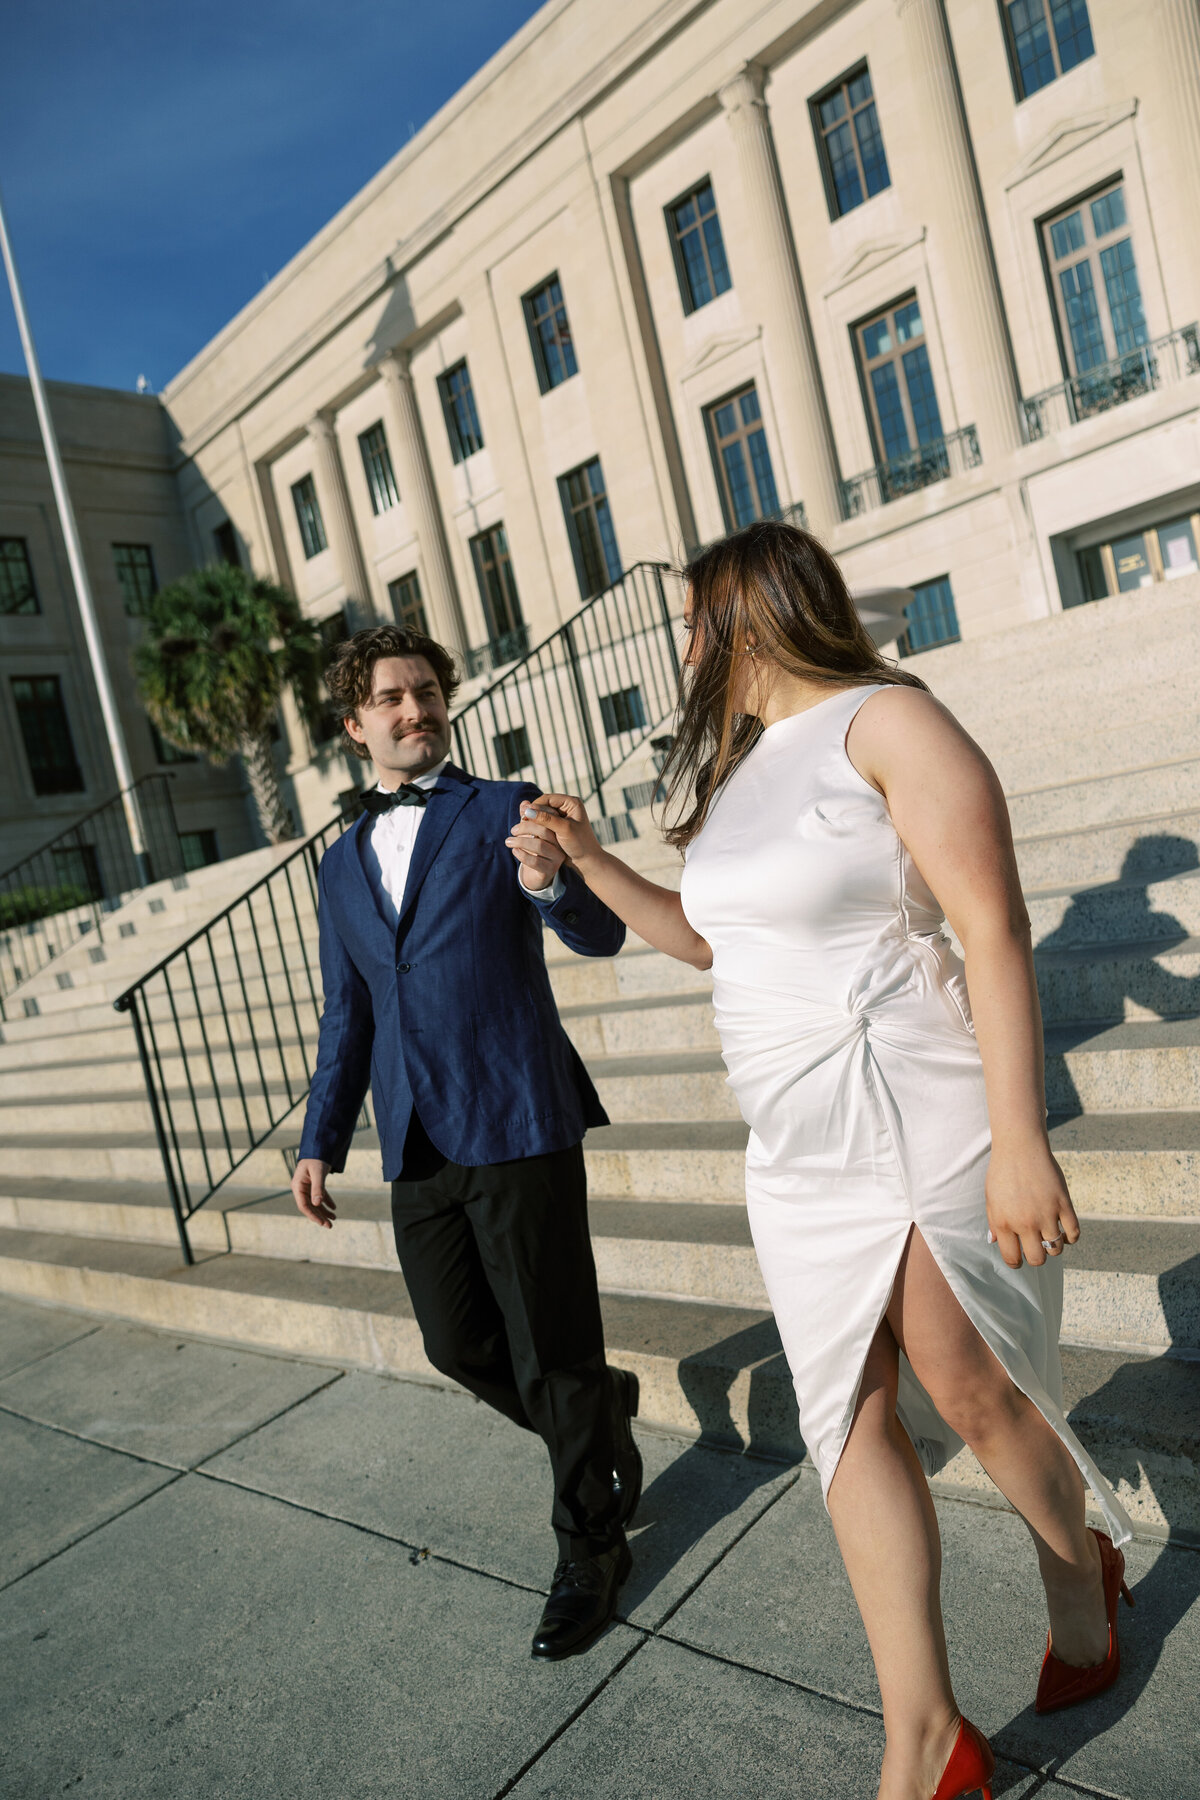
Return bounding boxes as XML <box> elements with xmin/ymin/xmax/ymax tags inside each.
<box><xmin>0</xmin><ymin>0</ymin><xmax>547</xmax><ymax>392</ymax></box>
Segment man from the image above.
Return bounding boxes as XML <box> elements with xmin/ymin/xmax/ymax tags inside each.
<box><xmin>291</xmin><ymin>623</ymin><xmax>641</xmax><ymax>1660</ymax></box>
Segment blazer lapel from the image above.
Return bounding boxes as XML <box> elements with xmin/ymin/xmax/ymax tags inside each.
<box><xmin>396</xmin><ymin>764</ymin><xmax>475</xmax><ymax>929</ymax></box>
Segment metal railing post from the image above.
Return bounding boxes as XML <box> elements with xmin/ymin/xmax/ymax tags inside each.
<box><xmin>123</xmin><ymin>990</ymin><xmax>193</xmax><ymax>1265</ymax></box>
<box><xmin>562</xmin><ymin>618</ymin><xmax>607</xmax><ymax>815</ymax></box>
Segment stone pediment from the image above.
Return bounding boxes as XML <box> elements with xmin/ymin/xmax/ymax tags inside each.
<box><xmin>679</xmin><ymin>326</ymin><xmax>762</xmax><ymax>382</ymax></box>
<box><xmin>1003</xmin><ymin>98</ymin><xmax>1138</xmax><ymax>189</ymax></box>
<box><xmin>823</xmin><ymin>228</ymin><xmax>926</xmax><ymax>297</ymax></box>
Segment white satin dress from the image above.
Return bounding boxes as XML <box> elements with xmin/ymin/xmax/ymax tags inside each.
<box><xmin>679</xmin><ymin>684</ymin><xmax>1131</xmax><ymax>1543</ymax></box>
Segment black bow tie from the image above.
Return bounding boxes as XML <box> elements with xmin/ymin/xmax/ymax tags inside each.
<box><xmin>360</xmin><ymin>784</ymin><xmax>431</xmax><ymax>814</ymax></box>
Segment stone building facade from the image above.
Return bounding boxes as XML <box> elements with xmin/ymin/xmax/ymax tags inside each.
<box><xmin>0</xmin><ymin>377</ymin><xmax>256</xmax><ymax>870</ymax></box>
<box><xmin>7</xmin><ymin>0</ymin><xmax>1199</xmax><ymax>849</ymax></box>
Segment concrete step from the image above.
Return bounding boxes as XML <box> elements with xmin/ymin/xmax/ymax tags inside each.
<box><xmin>1013</xmin><ymin>805</ymin><xmax>1200</xmax><ymax>891</ymax></box>
<box><xmin>3</xmin><ymin>1175</ymin><xmax>1196</xmax><ymax>1354</ymax></box>
<box><xmin>1034</xmin><ymin>933</ymin><xmax>1200</xmax><ymax>1025</ymax></box>
<box><xmin>1006</xmin><ymin>757</ymin><xmax>1200</xmax><ymax>838</ymax></box>
<box><xmin>1027</xmin><ymin>863</ymin><xmax>1200</xmax><ymax>948</ymax></box>
<box><xmin>0</xmin><ymin>1222</ymin><xmax>1194</xmax><ymax>1538</ymax></box>
<box><xmin>1044</xmin><ymin>1018</ymin><xmax>1200</xmax><ymax>1113</ymax></box>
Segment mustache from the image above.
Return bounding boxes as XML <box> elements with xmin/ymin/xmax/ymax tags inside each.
<box><xmin>391</xmin><ymin>721</ymin><xmax>444</xmax><ymax>741</ymax></box>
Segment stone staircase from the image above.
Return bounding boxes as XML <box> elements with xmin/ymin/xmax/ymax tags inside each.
<box><xmin>1</xmin><ymin>580</ymin><xmax>1198</xmax><ymax>1543</ymax></box>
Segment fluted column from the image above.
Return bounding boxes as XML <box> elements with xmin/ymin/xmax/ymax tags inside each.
<box><xmin>377</xmin><ymin>352</ymin><xmax>466</xmax><ymax>653</ymax></box>
<box><xmin>719</xmin><ymin>65</ymin><xmax>842</xmax><ymax>533</ymax></box>
<box><xmin>894</xmin><ymin>0</ymin><xmax>1020</xmax><ymax>459</ymax></box>
<box><xmin>1157</xmin><ymin>0</ymin><xmax>1200</xmax><ymax>323</ymax></box>
<box><xmin>305</xmin><ymin>413</ymin><xmax>375</xmax><ymax>619</ymax></box>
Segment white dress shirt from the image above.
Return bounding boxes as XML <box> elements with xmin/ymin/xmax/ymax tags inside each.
<box><xmin>366</xmin><ymin>759</ymin><xmax>564</xmax><ymax>924</ymax></box>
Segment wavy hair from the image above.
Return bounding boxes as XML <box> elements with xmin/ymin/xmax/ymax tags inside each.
<box><xmin>660</xmin><ymin>521</ymin><xmax>926</xmax><ymax>851</ymax></box>
<box><xmin>324</xmin><ymin>624</ymin><xmax>460</xmax><ymax>761</ymax></box>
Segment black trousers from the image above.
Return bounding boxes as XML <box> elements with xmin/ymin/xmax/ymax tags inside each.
<box><xmin>390</xmin><ymin>1120</ymin><xmax>619</xmax><ymax>1558</ymax></box>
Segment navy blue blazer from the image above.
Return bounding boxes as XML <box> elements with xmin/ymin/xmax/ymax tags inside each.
<box><xmin>296</xmin><ymin>763</ymin><xmax>625</xmax><ymax>1177</ymax></box>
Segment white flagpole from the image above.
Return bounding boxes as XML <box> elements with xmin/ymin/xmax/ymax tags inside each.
<box><xmin>0</xmin><ymin>183</ymin><xmax>149</xmax><ymax>877</ymax></box>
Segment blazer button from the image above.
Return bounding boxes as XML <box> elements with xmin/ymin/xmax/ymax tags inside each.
<box><xmin>396</xmin><ymin>961</ymin><xmax>411</xmax><ymax>973</ymax></box>
<box><xmin>562</xmin><ymin>909</ymin><xmax>579</xmax><ymax>925</ymax></box>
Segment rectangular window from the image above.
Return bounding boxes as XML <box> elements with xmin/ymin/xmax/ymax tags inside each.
<box><xmin>112</xmin><ymin>543</ymin><xmax>157</xmax><ymax>617</ymax></box>
<box><xmin>812</xmin><ymin>65</ymin><xmax>891</xmax><ymax>219</ymax></box>
<box><xmin>388</xmin><ymin>572</ymin><xmax>428</xmax><ymax>636</ymax></box>
<box><xmin>1043</xmin><ymin>182</ymin><xmax>1148</xmax><ymax>378</ymax></box>
<box><xmin>667</xmin><ymin>180</ymin><xmax>732</xmax><ymax>315</ymax></box>
<box><xmin>558</xmin><ymin>459</ymin><xmax>622</xmax><ymax>600</ymax></box>
<box><xmin>599</xmin><ymin>686</ymin><xmax>647</xmax><ymax>738</ymax></box>
<box><xmin>856</xmin><ymin>295</ymin><xmax>945</xmax><ymax>469</ymax></box>
<box><xmin>0</xmin><ymin>538</ymin><xmax>39</xmax><ymax>616</ymax></box>
<box><xmin>1074</xmin><ymin>511</ymin><xmax>1200</xmax><ymax>602</ymax></box>
<box><xmin>291</xmin><ymin>475</ymin><xmax>327</xmax><ymax>559</ymax></box>
<box><xmin>179</xmin><ymin>829</ymin><xmax>220</xmax><ymax>871</ymax></box>
<box><xmin>11</xmin><ymin>675</ymin><xmax>84</xmax><ymax>795</ymax></box>
<box><xmin>470</xmin><ymin>525</ymin><xmax>524</xmax><ymax>646</ymax></box>
<box><xmin>1003</xmin><ymin>0</ymin><xmax>1095</xmax><ymax>100</ymax></box>
<box><xmin>896</xmin><ymin>577</ymin><xmax>961</xmax><ymax>657</ymax></box>
<box><xmin>493</xmin><ymin>725</ymin><xmax>532</xmax><ymax>779</ymax></box>
<box><xmin>438</xmin><ymin>361</ymin><xmax>484</xmax><ymax>462</ymax></box>
<box><xmin>523</xmin><ymin>275</ymin><xmax>578</xmax><ymax>393</ymax></box>
<box><xmin>148</xmin><ymin>718</ymin><xmax>197</xmax><ymax>765</ymax></box>
<box><xmin>358</xmin><ymin>422</ymin><xmax>399</xmax><ymax>514</ymax></box>
<box><xmin>705</xmin><ymin>384</ymin><xmax>781</xmax><ymax>531</ymax></box>
<box><xmin>213</xmin><ymin>520</ymin><xmax>241</xmax><ymax>566</ymax></box>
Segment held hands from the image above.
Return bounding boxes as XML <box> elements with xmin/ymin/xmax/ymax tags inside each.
<box><xmin>292</xmin><ymin>1157</ymin><xmax>337</xmax><ymax>1228</ymax></box>
<box><xmin>985</xmin><ymin>1140</ymin><xmax>1080</xmax><ymax>1269</ymax></box>
<box><xmin>505</xmin><ymin>793</ymin><xmax>604</xmax><ymax>888</ymax></box>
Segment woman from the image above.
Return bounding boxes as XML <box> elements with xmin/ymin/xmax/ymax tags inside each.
<box><xmin>506</xmin><ymin>523</ymin><xmax>1133</xmax><ymax>1800</ymax></box>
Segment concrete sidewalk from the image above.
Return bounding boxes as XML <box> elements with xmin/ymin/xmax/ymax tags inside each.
<box><xmin>1</xmin><ymin>1293</ymin><xmax>1196</xmax><ymax>1800</ymax></box>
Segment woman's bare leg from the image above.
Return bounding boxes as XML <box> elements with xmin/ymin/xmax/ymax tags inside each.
<box><xmin>888</xmin><ymin>1230</ymin><xmax>1108</xmax><ymax>1667</ymax></box>
<box><xmin>827</xmin><ymin>1318</ymin><xmax>963</xmax><ymax>1800</ymax></box>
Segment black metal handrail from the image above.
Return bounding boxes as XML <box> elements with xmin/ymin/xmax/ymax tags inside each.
<box><xmin>0</xmin><ymin>773</ymin><xmax>183</xmax><ymax>1020</ymax></box>
<box><xmin>113</xmin><ymin>807</ymin><xmax>359</xmax><ymax>1263</ymax></box>
<box><xmin>451</xmin><ymin>561</ymin><xmax>682</xmax><ymax>818</ymax></box>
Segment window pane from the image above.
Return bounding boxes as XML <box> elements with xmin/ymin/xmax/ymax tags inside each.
<box><xmin>1050</xmin><ymin>211</ymin><xmax>1085</xmax><ymax>259</ymax></box>
<box><xmin>1008</xmin><ymin>0</ymin><xmax>1057</xmax><ymax>96</ymax></box>
<box><xmin>359</xmin><ymin>423</ymin><xmax>398</xmax><ymax>513</ymax></box>
<box><xmin>439</xmin><ymin>362</ymin><xmax>484</xmax><ymax>461</ymax></box>
<box><xmin>113</xmin><ymin>543</ymin><xmax>157</xmax><ymax>616</ymax></box>
<box><xmin>291</xmin><ymin>477</ymin><xmax>327</xmax><ymax>558</ymax></box>
<box><xmin>862</xmin><ymin>319</ymin><xmax>892</xmax><ymax>360</ymax></box>
<box><xmin>1050</xmin><ymin>0</ymin><xmax>1094</xmax><ymax>72</ymax></box>
<box><xmin>713</xmin><ymin>402</ymin><xmax>737</xmax><ymax>436</ymax></box>
<box><xmin>0</xmin><ymin>539</ymin><xmax>39</xmax><ymax>615</ymax></box>
<box><xmin>846</xmin><ymin>68</ymin><xmax>873</xmax><ymax>108</ymax></box>
<box><xmin>894</xmin><ymin>300</ymin><xmax>923</xmax><ymax>343</ymax></box>
<box><xmin>179</xmin><ymin>829</ymin><xmax>219</xmax><ymax>871</ymax></box>
<box><xmin>1159</xmin><ymin>519</ymin><xmax>1199</xmax><ymax>578</ymax></box>
<box><xmin>1090</xmin><ymin>186</ymin><xmax>1126</xmax><ymax>238</ymax></box>
<box><xmin>701</xmin><ymin>212</ymin><xmax>732</xmax><ymax>297</ymax></box>
<box><xmin>1112</xmin><ymin>532</ymin><xmax>1154</xmax><ymax>591</ymax></box>
<box><xmin>818</xmin><ymin>89</ymin><xmax>846</xmax><ymax>127</ymax></box>
<box><xmin>825</xmin><ymin>119</ymin><xmax>864</xmax><ymax>214</ymax></box>
<box><xmin>747</xmin><ymin>429</ymin><xmax>780</xmax><ymax>518</ymax></box>
<box><xmin>1058</xmin><ymin>261</ymin><xmax>1108</xmax><ymax>371</ymax></box>
<box><xmin>674</xmin><ymin>196</ymin><xmax>697</xmax><ymax>232</ymax></box>
<box><xmin>388</xmin><ymin>573</ymin><xmax>428</xmax><ymax>634</ymax></box>
<box><xmin>870</xmin><ymin>363</ymin><xmax>911</xmax><ymax>461</ymax></box>
<box><xmin>721</xmin><ymin>442</ymin><xmax>758</xmax><ymax>528</ymax></box>
<box><xmin>901</xmin><ymin>345</ymin><xmax>944</xmax><ymax>445</ymax></box>
<box><xmin>678</xmin><ymin>229</ymin><xmax>713</xmax><ymax>309</ymax></box>
<box><xmin>1099</xmin><ymin>239</ymin><xmax>1148</xmax><ymax>355</ymax></box>
<box><xmin>897</xmin><ymin>576</ymin><xmax>960</xmax><ymax>656</ymax></box>
<box><xmin>853</xmin><ymin>101</ymin><xmax>891</xmax><ymax>198</ymax></box>
<box><xmin>738</xmin><ymin>389</ymin><xmax>762</xmax><ymax>426</ymax></box>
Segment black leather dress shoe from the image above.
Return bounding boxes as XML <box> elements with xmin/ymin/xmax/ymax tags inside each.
<box><xmin>610</xmin><ymin>1367</ymin><xmax>643</xmax><ymax>1530</ymax></box>
<box><xmin>530</xmin><ymin>1535</ymin><xmax>632</xmax><ymax>1661</ymax></box>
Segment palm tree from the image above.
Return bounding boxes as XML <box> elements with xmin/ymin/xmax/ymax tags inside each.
<box><xmin>133</xmin><ymin>564</ymin><xmax>324</xmax><ymax>844</ymax></box>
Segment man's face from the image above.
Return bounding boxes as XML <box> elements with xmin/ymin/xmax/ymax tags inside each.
<box><xmin>344</xmin><ymin>655</ymin><xmax>451</xmax><ymax>781</ymax></box>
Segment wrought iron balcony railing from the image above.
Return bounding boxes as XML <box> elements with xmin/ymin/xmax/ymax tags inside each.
<box><xmin>839</xmin><ymin>426</ymin><xmax>981</xmax><ymax>519</ymax></box>
<box><xmin>1021</xmin><ymin>325</ymin><xmax>1200</xmax><ymax>441</ymax></box>
<box><xmin>463</xmin><ymin>623</ymin><xmax>530</xmax><ymax>680</ymax></box>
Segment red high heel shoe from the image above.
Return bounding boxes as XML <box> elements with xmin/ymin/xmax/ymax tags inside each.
<box><xmin>931</xmin><ymin>1718</ymin><xmax>994</xmax><ymax>1800</ymax></box>
<box><xmin>1035</xmin><ymin>1528</ymin><xmax>1134</xmax><ymax>1713</ymax></box>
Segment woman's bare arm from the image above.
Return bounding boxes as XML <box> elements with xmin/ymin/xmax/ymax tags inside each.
<box><xmin>506</xmin><ymin>796</ymin><xmax>712</xmax><ymax>970</ymax></box>
<box><xmin>848</xmin><ymin>687</ymin><xmax>1078</xmax><ymax>1271</ymax></box>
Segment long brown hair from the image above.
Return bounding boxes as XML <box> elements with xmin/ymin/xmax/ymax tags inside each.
<box><xmin>660</xmin><ymin>521</ymin><xmax>926</xmax><ymax>850</ymax></box>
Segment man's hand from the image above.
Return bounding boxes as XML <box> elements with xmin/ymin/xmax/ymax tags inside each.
<box><xmin>506</xmin><ymin>794</ymin><xmax>604</xmax><ymax>883</ymax></box>
<box><xmin>506</xmin><ymin>800</ymin><xmax>570</xmax><ymax>892</ymax></box>
<box><xmin>292</xmin><ymin>1158</ymin><xmax>337</xmax><ymax>1228</ymax></box>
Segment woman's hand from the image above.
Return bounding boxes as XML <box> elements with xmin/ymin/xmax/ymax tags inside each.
<box><xmin>985</xmin><ymin>1141</ymin><xmax>1080</xmax><ymax>1269</ymax></box>
<box><xmin>506</xmin><ymin>793</ymin><xmax>606</xmax><ymax>873</ymax></box>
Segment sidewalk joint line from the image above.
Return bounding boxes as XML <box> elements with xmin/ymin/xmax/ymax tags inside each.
<box><xmin>488</xmin><ymin>1633</ymin><xmax>652</xmax><ymax>1800</ymax></box>
<box><xmin>0</xmin><ymin>1321</ymin><xmax>102</xmax><ymax>1384</ymax></box>
<box><xmin>0</xmin><ymin>1470</ymin><xmax>186</xmax><ymax>1595</ymax></box>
